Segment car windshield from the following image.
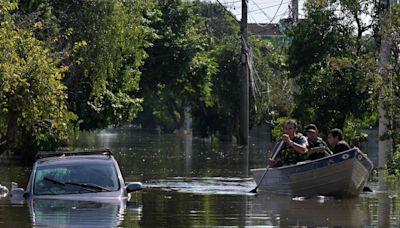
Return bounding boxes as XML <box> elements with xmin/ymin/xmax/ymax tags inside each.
<box><xmin>33</xmin><ymin>160</ymin><xmax>120</xmax><ymax>195</ymax></box>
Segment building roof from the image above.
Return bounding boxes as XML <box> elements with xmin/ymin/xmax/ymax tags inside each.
<box><xmin>248</xmin><ymin>23</ymin><xmax>282</xmax><ymax>36</ymax></box>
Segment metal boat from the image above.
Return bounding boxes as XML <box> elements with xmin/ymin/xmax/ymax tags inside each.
<box><xmin>251</xmin><ymin>148</ymin><xmax>374</xmax><ymax>197</ymax></box>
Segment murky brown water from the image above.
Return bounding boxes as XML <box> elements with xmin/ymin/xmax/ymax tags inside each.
<box><xmin>0</xmin><ymin>126</ymin><xmax>399</xmax><ymax>227</ymax></box>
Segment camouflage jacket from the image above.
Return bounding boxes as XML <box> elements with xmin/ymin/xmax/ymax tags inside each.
<box><xmin>276</xmin><ymin>133</ymin><xmax>308</xmax><ymax>166</ymax></box>
<box><xmin>307</xmin><ymin>137</ymin><xmax>329</xmax><ymax>160</ymax></box>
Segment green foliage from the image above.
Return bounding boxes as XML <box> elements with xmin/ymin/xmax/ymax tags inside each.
<box><xmin>271</xmin><ymin>117</ymin><xmax>289</xmax><ymax>139</ymax></box>
<box><xmin>59</xmin><ymin>0</ymin><xmax>151</xmax><ymax>129</ymax></box>
<box><xmin>18</xmin><ymin>0</ymin><xmax>154</xmax><ymax>130</ymax></box>
<box><xmin>287</xmin><ymin>0</ymin><xmax>379</xmax><ymax>141</ymax></box>
<box><xmin>383</xmin><ymin>4</ymin><xmax>400</xmax><ymax>177</ymax></box>
<box><xmin>188</xmin><ymin>1</ymin><xmax>291</xmax><ymax>140</ymax></box>
<box><xmin>343</xmin><ymin>115</ymin><xmax>375</xmax><ymax>146</ymax></box>
<box><xmin>288</xmin><ymin>1</ymin><xmax>353</xmax><ymax>79</ymax></box>
<box><xmin>191</xmin><ymin>39</ymin><xmax>240</xmax><ymax>138</ymax></box>
<box><xmin>0</xmin><ymin>0</ymin><xmax>76</xmax><ymax>155</ymax></box>
<box><xmin>187</xmin><ymin>1</ymin><xmax>241</xmax><ymax>138</ymax></box>
<box><xmin>249</xmin><ymin>36</ymin><xmax>292</xmax><ymax>126</ymax></box>
<box><xmin>139</xmin><ymin>0</ymin><xmax>217</xmax><ymax>131</ymax></box>
<box><xmin>387</xmin><ymin>145</ymin><xmax>400</xmax><ymax>177</ymax></box>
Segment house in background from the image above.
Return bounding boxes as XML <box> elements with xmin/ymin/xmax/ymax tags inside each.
<box><xmin>247</xmin><ymin>19</ymin><xmax>293</xmax><ymax>47</ymax></box>
<box><xmin>247</xmin><ymin>23</ymin><xmax>281</xmax><ymax>37</ymax></box>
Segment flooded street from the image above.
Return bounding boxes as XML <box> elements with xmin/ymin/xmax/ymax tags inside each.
<box><xmin>0</xmin><ymin>126</ymin><xmax>399</xmax><ymax>227</ymax></box>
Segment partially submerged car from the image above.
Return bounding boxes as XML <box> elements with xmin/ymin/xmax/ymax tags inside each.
<box><xmin>11</xmin><ymin>149</ymin><xmax>142</xmax><ymax>200</ymax></box>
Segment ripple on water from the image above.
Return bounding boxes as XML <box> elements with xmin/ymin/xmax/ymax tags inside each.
<box><xmin>145</xmin><ymin>177</ymin><xmax>256</xmax><ymax>196</ymax></box>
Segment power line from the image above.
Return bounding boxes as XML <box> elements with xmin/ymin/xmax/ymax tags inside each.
<box><xmin>215</xmin><ymin>0</ymin><xmax>293</xmax><ymax>24</ymax></box>
<box><xmin>220</xmin><ymin>0</ymin><xmax>241</xmax><ymax>4</ymax></box>
<box><xmin>215</xmin><ymin>0</ymin><xmax>241</xmax><ymax>24</ymax></box>
<box><xmin>248</xmin><ymin>14</ymin><xmax>272</xmax><ymax>27</ymax></box>
<box><xmin>248</xmin><ymin>1</ymin><xmax>290</xmax><ymax>13</ymax></box>
<box><xmin>254</xmin><ymin>0</ymin><xmax>288</xmax><ymax>6</ymax></box>
<box><xmin>248</xmin><ymin>0</ymin><xmax>273</xmax><ymax>21</ymax></box>
<box><xmin>271</xmin><ymin>0</ymin><xmax>285</xmax><ymax>22</ymax></box>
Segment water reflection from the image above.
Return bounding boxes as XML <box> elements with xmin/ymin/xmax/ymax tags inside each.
<box><xmin>146</xmin><ymin>176</ymin><xmax>255</xmax><ymax>196</ymax></box>
<box><xmin>0</xmin><ymin>127</ymin><xmax>399</xmax><ymax>227</ymax></box>
<box><xmin>248</xmin><ymin>193</ymin><xmax>368</xmax><ymax>227</ymax></box>
<box><xmin>28</xmin><ymin>198</ymin><xmax>141</xmax><ymax>227</ymax></box>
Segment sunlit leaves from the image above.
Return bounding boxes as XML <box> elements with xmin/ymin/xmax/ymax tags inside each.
<box><xmin>0</xmin><ymin>0</ymin><xmax>76</xmax><ymax>153</ymax></box>
<box><xmin>380</xmin><ymin>4</ymin><xmax>400</xmax><ymax>175</ymax></box>
<box><xmin>288</xmin><ymin>0</ymin><xmax>379</xmax><ymax>136</ymax></box>
<box><xmin>249</xmin><ymin>36</ymin><xmax>291</xmax><ymax>125</ymax></box>
<box><xmin>139</xmin><ymin>0</ymin><xmax>216</xmax><ymax>131</ymax></box>
<box><xmin>57</xmin><ymin>0</ymin><xmax>154</xmax><ymax>129</ymax></box>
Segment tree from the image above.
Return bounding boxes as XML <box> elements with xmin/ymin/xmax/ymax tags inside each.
<box><xmin>287</xmin><ymin>0</ymin><xmax>379</xmax><ymax>136</ymax></box>
<box><xmin>191</xmin><ymin>40</ymin><xmax>240</xmax><ymax>139</ymax></box>
<box><xmin>189</xmin><ymin>1</ymin><xmax>290</xmax><ymax>140</ymax></box>
<box><xmin>0</xmin><ymin>0</ymin><xmax>76</xmax><ymax>157</ymax></box>
<box><xmin>381</xmin><ymin>4</ymin><xmax>400</xmax><ymax>176</ymax></box>
<box><xmin>138</xmin><ymin>0</ymin><xmax>217</xmax><ymax>131</ymax></box>
<box><xmin>18</xmin><ymin>0</ymin><xmax>155</xmax><ymax>130</ymax></box>
<box><xmin>61</xmin><ymin>0</ymin><xmax>152</xmax><ymax>129</ymax></box>
<box><xmin>249</xmin><ymin>36</ymin><xmax>291</xmax><ymax>127</ymax></box>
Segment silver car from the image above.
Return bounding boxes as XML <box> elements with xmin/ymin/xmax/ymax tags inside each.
<box><xmin>11</xmin><ymin>150</ymin><xmax>142</xmax><ymax>200</ymax></box>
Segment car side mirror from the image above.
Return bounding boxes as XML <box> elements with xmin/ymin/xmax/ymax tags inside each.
<box><xmin>10</xmin><ymin>182</ymin><xmax>28</xmax><ymax>198</ymax></box>
<box><xmin>9</xmin><ymin>187</ymin><xmax>28</xmax><ymax>205</ymax></box>
<box><xmin>126</xmin><ymin>182</ymin><xmax>143</xmax><ymax>193</ymax></box>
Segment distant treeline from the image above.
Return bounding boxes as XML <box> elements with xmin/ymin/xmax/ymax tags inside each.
<box><xmin>1</xmin><ymin>0</ymin><xmax>400</xmax><ymax>172</ymax></box>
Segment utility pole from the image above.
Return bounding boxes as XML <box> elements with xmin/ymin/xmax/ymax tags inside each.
<box><xmin>378</xmin><ymin>0</ymin><xmax>393</xmax><ymax>168</ymax></box>
<box><xmin>291</xmin><ymin>0</ymin><xmax>299</xmax><ymax>23</ymax></box>
<box><xmin>239</xmin><ymin>0</ymin><xmax>249</xmax><ymax>145</ymax></box>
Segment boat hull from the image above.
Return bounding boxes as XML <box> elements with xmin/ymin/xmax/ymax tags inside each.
<box><xmin>251</xmin><ymin>148</ymin><xmax>373</xmax><ymax>197</ymax></box>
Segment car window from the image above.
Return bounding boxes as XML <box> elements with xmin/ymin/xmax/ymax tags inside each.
<box><xmin>33</xmin><ymin>160</ymin><xmax>120</xmax><ymax>195</ymax></box>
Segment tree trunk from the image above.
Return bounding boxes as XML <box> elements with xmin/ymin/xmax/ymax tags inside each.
<box><xmin>21</xmin><ymin>128</ymin><xmax>36</xmax><ymax>162</ymax></box>
<box><xmin>167</xmin><ymin>97</ymin><xmax>183</xmax><ymax>131</ymax></box>
<box><xmin>5</xmin><ymin>108</ymin><xmax>18</xmax><ymax>151</ymax></box>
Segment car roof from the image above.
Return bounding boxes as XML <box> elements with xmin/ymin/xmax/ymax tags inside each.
<box><xmin>35</xmin><ymin>150</ymin><xmax>115</xmax><ymax>166</ymax></box>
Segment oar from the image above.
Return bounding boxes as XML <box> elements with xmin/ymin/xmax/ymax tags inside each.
<box><xmin>323</xmin><ymin>148</ymin><xmax>332</xmax><ymax>156</ymax></box>
<box><xmin>250</xmin><ymin>140</ymin><xmax>284</xmax><ymax>193</ymax></box>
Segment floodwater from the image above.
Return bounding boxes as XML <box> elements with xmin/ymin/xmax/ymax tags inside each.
<box><xmin>0</xmin><ymin>126</ymin><xmax>399</xmax><ymax>227</ymax></box>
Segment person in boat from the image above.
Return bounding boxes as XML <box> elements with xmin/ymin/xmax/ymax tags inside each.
<box><xmin>327</xmin><ymin>128</ymin><xmax>351</xmax><ymax>154</ymax></box>
<box><xmin>305</xmin><ymin>124</ymin><xmax>332</xmax><ymax>160</ymax></box>
<box><xmin>268</xmin><ymin>119</ymin><xmax>308</xmax><ymax>167</ymax></box>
